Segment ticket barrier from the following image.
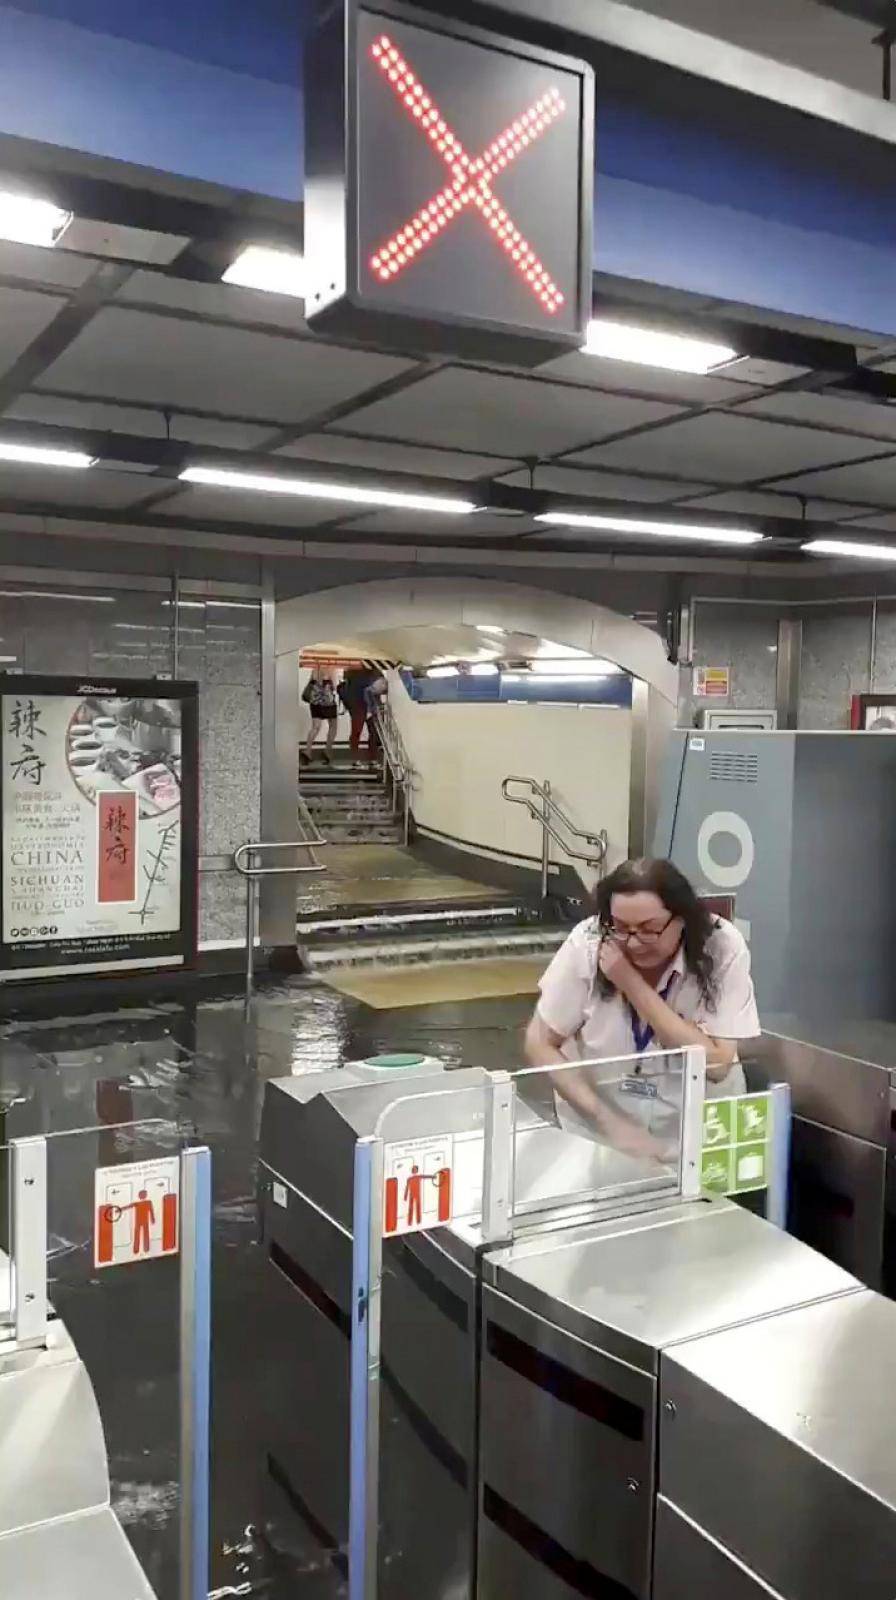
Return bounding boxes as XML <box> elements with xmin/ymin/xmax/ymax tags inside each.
<box><xmin>258</xmin><ymin>1051</ymin><xmax>896</xmax><ymax>1600</ymax></box>
<box><xmin>746</xmin><ymin>1025</ymin><xmax>896</xmax><ymax>1291</ymax></box>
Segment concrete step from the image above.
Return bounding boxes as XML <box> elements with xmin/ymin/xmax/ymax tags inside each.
<box><xmin>318</xmin><ymin>821</ymin><xmax>404</xmax><ymax>843</ymax></box>
<box><xmin>304</xmin><ymin>791</ymin><xmax>395</xmax><ymax>813</ymax></box>
<box><xmin>297</xmin><ymin>899</ymin><xmax>531</xmax><ymax>943</ymax></box>
<box><xmin>307</xmin><ymin>924</ymin><xmax>566</xmax><ymax>972</ymax></box>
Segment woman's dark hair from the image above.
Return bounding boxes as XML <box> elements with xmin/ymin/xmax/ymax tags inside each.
<box><xmin>592</xmin><ymin>857</ymin><xmax>717</xmax><ymax>1003</ymax></box>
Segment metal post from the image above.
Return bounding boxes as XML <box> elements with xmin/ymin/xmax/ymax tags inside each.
<box><xmin>349</xmin><ymin>1135</ymin><xmax>384</xmax><ymax>1600</ymax></box>
<box><xmin>870</xmin><ymin>597</ymin><xmax>878</xmax><ymax>693</ymax></box>
<box><xmin>403</xmin><ymin>781</ymin><xmax>410</xmax><ymax>847</ymax></box>
<box><xmin>775</xmin><ymin>617</ymin><xmax>802</xmax><ymax>730</ymax></box>
<box><xmin>679</xmin><ymin>1046</ymin><xmax>706</xmax><ymax>1200</ymax></box>
<box><xmin>10</xmin><ymin>1136</ymin><xmax>47</xmax><ymax>1348</ymax></box>
<box><xmin>179</xmin><ymin>1145</ymin><xmax>212</xmax><ymax>1600</ymax></box>
<box><xmin>540</xmin><ymin>778</ymin><xmax>551</xmax><ymax>901</ymax></box>
<box><xmin>766</xmin><ymin>1081</ymin><xmax>792</xmax><ymax>1231</ymax></box>
<box><xmin>481</xmin><ymin>1071</ymin><xmax>514</xmax><ymax>1244</ymax></box>
<box><xmin>245</xmin><ymin>868</ymin><xmax>257</xmax><ymax>1010</ymax></box>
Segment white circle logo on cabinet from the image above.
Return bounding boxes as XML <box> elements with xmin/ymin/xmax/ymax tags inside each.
<box><xmin>696</xmin><ymin>811</ymin><xmax>755</xmax><ymax>890</ymax></box>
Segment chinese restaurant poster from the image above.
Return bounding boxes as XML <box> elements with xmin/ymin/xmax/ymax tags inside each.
<box><xmin>0</xmin><ymin>675</ymin><xmax>198</xmax><ymax>980</ymax></box>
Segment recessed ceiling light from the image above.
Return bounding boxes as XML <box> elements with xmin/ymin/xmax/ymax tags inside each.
<box><xmin>0</xmin><ymin>191</ymin><xmax>72</xmax><ymax>248</ymax></box>
<box><xmin>469</xmin><ymin>661</ymin><xmax>500</xmax><ymax>676</ymax></box>
<box><xmin>476</xmin><ymin>623</ymin><xmax>506</xmax><ymax>635</ymax></box>
<box><xmin>222</xmin><ymin>245</ymin><xmax>305</xmax><ymax>298</ymax></box>
<box><xmin>803</xmin><ymin>538</ymin><xmax>896</xmax><ymax>563</ymax></box>
<box><xmin>531</xmin><ymin>657</ymin><xmax>622</xmax><ymax>676</ymax></box>
<box><xmin>426</xmin><ymin>665</ymin><xmax>459</xmax><ymax>679</ymax></box>
<box><xmin>180</xmin><ymin>465</ymin><xmax>476</xmax><ymax>515</ymax></box>
<box><xmin>581</xmin><ymin>318</ymin><xmax>737</xmax><ymax>375</ymax></box>
<box><xmin>0</xmin><ymin>441</ymin><xmax>93</xmax><ymax>469</ymax></box>
<box><xmin>535</xmin><ymin>512</ymin><xmax>763</xmax><ymax>547</ymax></box>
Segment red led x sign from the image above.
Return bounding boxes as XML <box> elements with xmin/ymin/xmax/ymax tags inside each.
<box><xmin>368</xmin><ymin>33</ymin><xmax>567</xmax><ymax>315</ymax></box>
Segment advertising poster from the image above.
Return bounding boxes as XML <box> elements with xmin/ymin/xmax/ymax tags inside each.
<box><xmin>0</xmin><ymin>675</ymin><xmax>198</xmax><ymax>980</ymax></box>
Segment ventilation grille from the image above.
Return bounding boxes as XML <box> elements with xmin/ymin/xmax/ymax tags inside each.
<box><xmin>709</xmin><ymin>750</ymin><xmax>759</xmax><ymax>784</ymax></box>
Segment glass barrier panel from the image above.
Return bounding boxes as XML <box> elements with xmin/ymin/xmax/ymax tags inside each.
<box><xmin>510</xmin><ymin>1048</ymin><xmax>692</xmax><ymax>1225</ymax></box>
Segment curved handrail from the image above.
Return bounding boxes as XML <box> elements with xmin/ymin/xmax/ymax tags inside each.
<box><xmin>501</xmin><ymin>775</ymin><xmax>608</xmax><ymax>868</ymax></box>
<box><xmin>233</xmin><ymin>839</ymin><xmax>328</xmax><ymax>878</ymax></box>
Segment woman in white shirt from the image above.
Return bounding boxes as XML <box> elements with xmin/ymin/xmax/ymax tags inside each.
<box><xmin>525</xmin><ymin>857</ymin><xmax>760</xmax><ymax>1155</ymax></box>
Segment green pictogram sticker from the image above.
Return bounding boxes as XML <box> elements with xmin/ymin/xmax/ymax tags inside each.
<box><xmin>701</xmin><ymin>1092</ymin><xmax>773</xmax><ymax>1196</ymax></box>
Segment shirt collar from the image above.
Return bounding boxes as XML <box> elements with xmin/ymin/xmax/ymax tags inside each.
<box><xmin>657</xmin><ymin>940</ymin><xmax>686</xmax><ymax>990</ymax></box>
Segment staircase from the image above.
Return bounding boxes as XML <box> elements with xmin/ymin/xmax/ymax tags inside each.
<box><xmin>297</xmin><ymin>749</ymin><xmax>576</xmax><ymax>975</ymax></box>
<box><xmin>299</xmin><ymin>753</ymin><xmax>404</xmax><ymax>844</ymax></box>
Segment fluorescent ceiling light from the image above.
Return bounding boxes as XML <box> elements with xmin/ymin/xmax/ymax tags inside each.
<box><xmin>581</xmin><ymin>318</ymin><xmax>737</xmax><ymax>374</ymax></box>
<box><xmin>476</xmin><ymin>623</ymin><xmax>506</xmax><ymax>636</ymax></box>
<box><xmin>469</xmin><ymin>662</ymin><xmax>500</xmax><ymax>676</ymax></box>
<box><xmin>0</xmin><ymin>191</ymin><xmax>71</xmax><ymax>248</ymax></box>
<box><xmin>222</xmin><ymin>245</ymin><xmax>305</xmax><ymax>298</ymax></box>
<box><xmin>0</xmin><ymin>441</ymin><xmax>93</xmax><ymax>470</ymax></box>
<box><xmin>803</xmin><ymin>538</ymin><xmax>896</xmax><ymax>563</ymax></box>
<box><xmin>531</xmin><ymin>657</ymin><xmax>622</xmax><ymax>676</ymax></box>
<box><xmin>536</xmin><ymin>512</ymin><xmax>763</xmax><ymax>547</ymax></box>
<box><xmin>180</xmin><ymin>465</ymin><xmax>476</xmax><ymax>516</ymax></box>
<box><xmin>0</xmin><ymin>589</ymin><xmax>113</xmax><ymax>603</ymax></box>
<box><xmin>426</xmin><ymin>665</ymin><xmax>459</xmax><ymax>679</ymax></box>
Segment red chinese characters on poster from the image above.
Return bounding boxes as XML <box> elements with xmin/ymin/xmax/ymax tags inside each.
<box><xmin>97</xmin><ymin>792</ymin><xmax>138</xmax><ymax>904</ymax></box>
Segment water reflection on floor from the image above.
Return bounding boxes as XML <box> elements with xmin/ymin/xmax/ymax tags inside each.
<box><xmin>0</xmin><ymin>971</ymin><xmax>535</xmax><ymax>1599</ymax></box>
<box><xmin>295</xmin><ymin>843</ymin><xmax>501</xmax><ymax>914</ymax></box>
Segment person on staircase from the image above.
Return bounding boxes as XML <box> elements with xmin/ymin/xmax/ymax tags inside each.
<box><xmin>339</xmin><ymin>665</ymin><xmax>377</xmax><ymax>762</ymax></box>
<box><xmin>301</xmin><ymin>670</ymin><xmax>339</xmax><ymax>765</ymax></box>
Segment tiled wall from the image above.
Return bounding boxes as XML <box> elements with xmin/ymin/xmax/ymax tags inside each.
<box><xmin>682</xmin><ymin>602</ymin><xmax>779</xmax><ymax>725</ymax></box>
<box><xmin>686</xmin><ymin>598</ymin><xmax>884</xmax><ymax>730</ymax></box>
<box><xmin>0</xmin><ymin>578</ymin><xmax>261</xmax><ymax>945</ymax></box>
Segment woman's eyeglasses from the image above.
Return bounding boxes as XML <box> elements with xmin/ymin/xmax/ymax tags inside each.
<box><xmin>605</xmin><ymin>913</ymin><xmax>675</xmax><ymax>945</ymax></box>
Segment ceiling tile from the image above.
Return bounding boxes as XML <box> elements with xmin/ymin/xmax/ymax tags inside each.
<box><xmin>0</xmin><ymin>463</ymin><xmax>160</xmax><ymax>509</ymax></box>
<box><xmin>739</xmin><ymin>390</ymin><xmax>896</xmax><ymax>443</ymax></box>
<box><xmin>769</xmin><ymin>456</ymin><xmax>896</xmax><ymax>507</ymax></box>
<box><xmin>343</xmin><ymin>368</ymin><xmax>683</xmax><ymax>457</ymax></box>
<box><xmin>839</xmin><ymin>512</ymin><xmax>896</xmax><ymax>534</ymax></box>
<box><xmin>683</xmin><ymin>489</ymin><xmax>878</xmax><ymax>521</ymax></box>
<box><xmin>569</xmin><ymin>412</ymin><xmax>891</xmax><ymax>483</ymax></box>
<box><xmin>116</xmin><ymin>270</ymin><xmax>308</xmax><ymax>332</ymax></box>
<box><xmin>39</xmin><ymin>307</ymin><xmax>413</xmax><ymax>423</ymax></box>
<box><xmin>500</xmin><ymin>465</ymin><xmax>710</xmax><ymax>501</ymax></box>
<box><xmin>536</xmin><ymin>350</ymin><xmax>746</xmax><ymax>404</ymax></box>
<box><xmin>276</xmin><ymin>432</ymin><xmax>515</xmax><ymax>479</ymax></box>
<box><xmin>0</xmin><ymin>240</ymin><xmax>96</xmax><ymax>289</ymax></box>
<box><xmin>153</xmin><ymin>485</ymin><xmax>344</xmax><ymax>527</ymax></box>
<box><xmin>0</xmin><ymin>287</ymin><xmax>66</xmax><ymax>375</ymax></box>
<box><xmin>344</xmin><ymin>509</ymin><xmax>529</xmax><ymax>538</ymax></box>
<box><xmin>9</xmin><ymin>392</ymin><xmax>272</xmax><ymax>450</ymax></box>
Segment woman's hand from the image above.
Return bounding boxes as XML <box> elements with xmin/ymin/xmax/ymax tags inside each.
<box><xmin>597</xmin><ymin>937</ymin><xmax>638</xmax><ymax>995</ymax></box>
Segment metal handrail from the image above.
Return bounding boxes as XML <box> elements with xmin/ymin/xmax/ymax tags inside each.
<box><xmin>372</xmin><ymin>700</ymin><xmax>415</xmax><ymax>846</ymax></box>
<box><xmin>234</xmin><ymin>838</ymin><xmax>329</xmax><ymax>1006</ymax></box>
<box><xmin>502</xmin><ymin>774</ymin><xmax>608</xmax><ymax>899</ymax></box>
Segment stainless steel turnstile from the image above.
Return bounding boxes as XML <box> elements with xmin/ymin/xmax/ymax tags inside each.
<box><xmin>259</xmin><ymin>1054</ymin><xmax>896</xmax><ymax>1600</ymax></box>
<box><xmin>748</xmin><ymin>1021</ymin><xmax>896</xmax><ymax>1291</ymax></box>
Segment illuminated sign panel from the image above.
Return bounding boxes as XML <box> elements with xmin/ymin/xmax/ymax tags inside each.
<box><xmin>305</xmin><ymin>1</ymin><xmax>594</xmax><ymax>366</ymax></box>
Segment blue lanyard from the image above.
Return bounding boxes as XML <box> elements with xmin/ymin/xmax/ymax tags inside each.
<box><xmin>628</xmin><ymin>974</ymin><xmax>676</xmax><ymax>1056</ymax></box>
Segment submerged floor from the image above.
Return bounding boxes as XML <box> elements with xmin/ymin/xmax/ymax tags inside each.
<box><xmin>0</xmin><ymin>969</ymin><xmax>537</xmax><ymax>1600</ymax></box>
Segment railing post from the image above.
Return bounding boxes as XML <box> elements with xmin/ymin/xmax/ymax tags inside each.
<box><xmin>540</xmin><ymin>778</ymin><xmax>552</xmax><ymax>901</ymax></box>
<box><xmin>245</xmin><ymin>868</ymin><xmax>257</xmax><ymax>1010</ymax></box>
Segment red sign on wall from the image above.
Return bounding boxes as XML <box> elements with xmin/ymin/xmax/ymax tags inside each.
<box><xmin>97</xmin><ymin>791</ymin><xmax>138</xmax><ymax>903</ymax></box>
